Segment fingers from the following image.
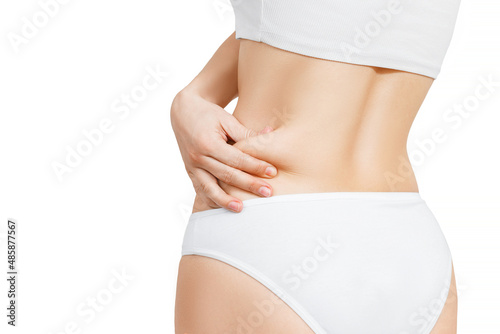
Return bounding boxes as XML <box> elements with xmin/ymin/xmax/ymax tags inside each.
<box><xmin>201</xmin><ymin>156</ymin><xmax>273</xmax><ymax>198</ymax></box>
<box><xmin>217</xmin><ymin>115</ymin><xmax>277</xmax><ymax>177</ymax></box>
<box><xmin>225</xmin><ymin>124</ymin><xmax>274</xmax><ymax>147</ymax></box>
<box><xmin>221</xmin><ymin>114</ymin><xmax>260</xmax><ymax>142</ymax></box>
<box><xmin>189</xmin><ymin>168</ymin><xmax>243</xmax><ymax>213</ymax></box>
<box><xmin>208</xmin><ymin>142</ymin><xmax>277</xmax><ymax>178</ymax></box>
<box><xmin>220</xmin><ymin>111</ymin><xmax>274</xmax><ymax>142</ymax></box>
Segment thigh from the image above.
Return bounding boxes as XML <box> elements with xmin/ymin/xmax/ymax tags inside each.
<box><xmin>430</xmin><ymin>262</ymin><xmax>458</xmax><ymax>334</ymax></box>
<box><xmin>175</xmin><ymin>257</ymin><xmax>458</xmax><ymax>334</ymax></box>
<box><xmin>175</xmin><ymin>255</ymin><xmax>315</xmax><ymax>334</ymax></box>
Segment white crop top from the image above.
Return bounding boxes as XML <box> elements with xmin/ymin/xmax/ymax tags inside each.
<box><xmin>229</xmin><ymin>0</ymin><xmax>461</xmax><ymax>78</ymax></box>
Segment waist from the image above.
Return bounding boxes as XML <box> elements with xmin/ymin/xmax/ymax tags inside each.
<box><xmin>192</xmin><ymin>41</ymin><xmax>431</xmax><ymax>212</ymax></box>
<box><xmin>191</xmin><ymin>106</ymin><xmax>422</xmax><ymax>213</ymax></box>
<box><xmin>216</xmin><ymin>120</ymin><xmax>419</xmax><ymax>202</ymax></box>
<box><xmin>190</xmin><ymin>191</ymin><xmax>423</xmax><ymax>221</ymax></box>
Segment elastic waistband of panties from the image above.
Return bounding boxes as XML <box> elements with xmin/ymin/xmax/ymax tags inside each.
<box><xmin>189</xmin><ymin>191</ymin><xmax>424</xmax><ymax>221</ymax></box>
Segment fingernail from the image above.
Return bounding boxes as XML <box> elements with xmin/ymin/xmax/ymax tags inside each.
<box><xmin>258</xmin><ymin>186</ymin><xmax>271</xmax><ymax>197</ymax></box>
<box><xmin>265</xmin><ymin>167</ymin><xmax>277</xmax><ymax>176</ymax></box>
<box><xmin>228</xmin><ymin>201</ymin><xmax>241</xmax><ymax>212</ymax></box>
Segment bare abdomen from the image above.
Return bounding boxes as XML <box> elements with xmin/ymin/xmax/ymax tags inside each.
<box><xmin>193</xmin><ymin>40</ymin><xmax>433</xmax><ymax>211</ymax></box>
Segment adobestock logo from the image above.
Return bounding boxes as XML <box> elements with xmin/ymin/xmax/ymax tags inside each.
<box><xmin>51</xmin><ymin>64</ymin><xmax>169</xmax><ymax>182</ymax></box>
<box><xmin>227</xmin><ymin>295</ymin><xmax>282</xmax><ymax>334</ymax></box>
<box><xmin>398</xmin><ymin>277</ymin><xmax>453</xmax><ymax>334</ymax></box>
<box><xmin>341</xmin><ymin>0</ymin><xmax>403</xmax><ymax>61</ymax></box>
<box><xmin>409</xmin><ymin>74</ymin><xmax>499</xmax><ymax>167</ymax></box>
<box><xmin>7</xmin><ymin>0</ymin><xmax>72</xmax><ymax>54</ymax></box>
<box><xmin>213</xmin><ymin>0</ymin><xmax>233</xmax><ymax>21</ymax></box>
<box><xmin>47</xmin><ymin>267</ymin><xmax>134</xmax><ymax>334</ymax></box>
<box><xmin>213</xmin><ymin>0</ymin><xmax>244</xmax><ymax>21</ymax></box>
<box><xmin>385</xmin><ymin>73</ymin><xmax>499</xmax><ymax>190</ymax></box>
<box><xmin>282</xmin><ymin>235</ymin><xmax>340</xmax><ymax>291</ymax></box>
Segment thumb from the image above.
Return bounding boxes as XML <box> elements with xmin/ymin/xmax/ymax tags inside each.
<box><xmin>221</xmin><ymin>115</ymin><xmax>261</xmax><ymax>142</ymax></box>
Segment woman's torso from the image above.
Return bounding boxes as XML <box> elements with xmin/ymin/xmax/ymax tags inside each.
<box><xmin>193</xmin><ymin>39</ymin><xmax>434</xmax><ymax>212</ymax></box>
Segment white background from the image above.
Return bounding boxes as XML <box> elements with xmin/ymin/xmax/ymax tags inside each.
<box><xmin>0</xmin><ymin>0</ymin><xmax>499</xmax><ymax>333</ymax></box>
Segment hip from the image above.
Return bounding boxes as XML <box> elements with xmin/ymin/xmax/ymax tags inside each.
<box><xmin>182</xmin><ymin>191</ymin><xmax>453</xmax><ymax>333</ymax></box>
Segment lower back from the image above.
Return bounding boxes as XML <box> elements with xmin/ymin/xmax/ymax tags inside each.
<box><xmin>194</xmin><ymin>39</ymin><xmax>434</xmax><ymax>212</ymax></box>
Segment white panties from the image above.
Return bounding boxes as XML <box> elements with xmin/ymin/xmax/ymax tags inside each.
<box><xmin>181</xmin><ymin>192</ymin><xmax>453</xmax><ymax>334</ymax></box>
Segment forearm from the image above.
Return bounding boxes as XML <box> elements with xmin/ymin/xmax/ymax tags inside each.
<box><xmin>182</xmin><ymin>32</ymin><xmax>239</xmax><ymax>108</ymax></box>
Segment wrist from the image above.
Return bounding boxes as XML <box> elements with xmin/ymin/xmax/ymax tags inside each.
<box><xmin>180</xmin><ymin>81</ymin><xmax>203</xmax><ymax>98</ymax></box>
<box><xmin>170</xmin><ymin>88</ymin><xmax>197</xmax><ymax>123</ymax></box>
<box><xmin>183</xmin><ymin>78</ymin><xmax>236</xmax><ymax>108</ymax></box>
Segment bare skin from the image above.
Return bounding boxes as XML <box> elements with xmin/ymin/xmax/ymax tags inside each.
<box><xmin>171</xmin><ymin>33</ymin><xmax>279</xmax><ymax>213</ymax></box>
<box><xmin>175</xmin><ymin>38</ymin><xmax>458</xmax><ymax>333</ymax></box>
<box><xmin>176</xmin><ymin>257</ymin><xmax>457</xmax><ymax>334</ymax></box>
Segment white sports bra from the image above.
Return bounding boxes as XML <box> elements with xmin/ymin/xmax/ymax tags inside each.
<box><xmin>229</xmin><ymin>0</ymin><xmax>461</xmax><ymax>79</ymax></box>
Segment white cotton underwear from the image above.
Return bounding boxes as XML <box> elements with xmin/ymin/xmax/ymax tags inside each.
<box><xmin>181</xmin><ymin>191</ymin><xmax>453</xmax><ymax>334</ymax></box>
